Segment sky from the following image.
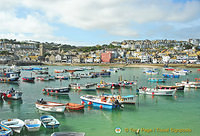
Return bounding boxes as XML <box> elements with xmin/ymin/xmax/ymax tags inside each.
<box><xmin>0</xmin><ymin>0</ymin><xmax>200</xmax><ymax>46</ymax></box>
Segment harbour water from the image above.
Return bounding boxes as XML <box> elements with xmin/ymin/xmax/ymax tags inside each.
<box><xmin>0</xmin><ymin>66</ymin><xmax>200</xmax><ymax>136</ymax></box>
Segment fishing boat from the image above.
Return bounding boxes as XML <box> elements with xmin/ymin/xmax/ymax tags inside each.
<box><xmin>156</xmin><ymin>85</ymin><xmax>184</xmax><ymax>90</ymax></box>
<box><xmin>42</xmin><ymin>87</ymin><xmax>70</xmax><ymax>95</ymax></box>
<box><xmin>78</xmin><ymin>73</ymin><xmax>96</xmax><ymax>78</ymax></box>
<box><xmin>148</xmin><ymin>78</ymin><xmax>166</xmax><ymax>83</ymax></box>
<box><xmin>0</xmin><ymin>72</ymin><xmax>19</xmax><ymax>83</ymax></box>
<box><xmin>51</xmin><ymin>132</ymin><xmax>85</xmax><ymax>136</ymax></box>
<box><xmin>144</xmin><ymin>70</ymin><xmax>158</xmax><ymax>75</ymax></box>
<box><xmin>118</xmin><ymin>80</ymin><xmax>137</xmax><ymax>87</ymax></box>
<box><xmin>162</xmin><ymin>73</ymin><xmax>180</xmax><ymax>78</ymax></box>
<box><xmin>55</xmin><ymin>75</ymin><xmax>69</xmax><ymax>80</ymax></box>
<box><xmin>54</xmin><ymin>70</ymin><xmax>64</xmax><ymax>73</ymax></box>
<box><xmin>176</xmin><ymin>79</ymin><xmax>200</xmax><ymax>88</ymax></box>
<box><xmin>33</xmin><ymin>70</ymin><xmax>48</xmax><ymax>75</ymax></box>
<box><xmin>66</xmin><ymin>103</ymin><xmax>84</xmax><ymax>111</ymax></box>
<box><xmin>138</xmin><ymin>87</ymin><xmax>176</xmax><ymax>96</ymax></box>
<box><xmin>24</xmin><ymin>119</ymin><xmax>41</xmax><ymax>131</ymax></box>
<box><xmin>69</xmin><ymin>73</ymin><xmax>81</xmax><ymax>79</ymax></box>
<box><xmin>36</xmin><ymin>76</ymin><xmax>49</xmax><ymax>81</ymax></box>
<box><xmin>35</xmin><ymin>99</ymin><xmax>66</xmax><ymax>113</ymax></box>
<box><xmin>2</xmin><ymin>88</ymin><xmax>22</xmax><ymax>100</ymax></box>
<box><xmin>0</xmin><ymin>124</ymin><xmax>12</xmax><ymax>136</ymax></box>
<box><xmin>80</xmin><ymin>95</ymin><xmax>123</xmax><ymax>109</ymax></box>
<box><xmin>89</xmin><ymin>71</ymin><xmax>111</xmax><ymax>77</ymax></box>
<box><xmin>22</xmin><ymin>77</ymin><xmax>35</xmax><ymax>82</ymax></box>
<box><xmin>1</xmin><ymin>119</ymin><xmax>25</xmax><ymax>133</ymax></box>
<box><xmin>96</xmin><ymin>84</ymin><xmax>111</xmax><ymax>90</ymax></box>
<box><xmin>40</xmin><ymin>115</ymin><xmax>60</xmax><ymax>129</ymax></box>
<box><xmin>102</xmin><ymin>94</ymin><xmax>137</xmax><ymax>104</ymax></box>
<box><xmin>69</xmin><ymin>83</ymin><xmax>96</xmax><ymax>91</ymax></box>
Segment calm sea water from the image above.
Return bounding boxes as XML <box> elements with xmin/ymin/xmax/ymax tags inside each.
<box><xmin>0</xmin><ymin>66</ymin><xmax>200</xmax><ymax>136</ymax></box>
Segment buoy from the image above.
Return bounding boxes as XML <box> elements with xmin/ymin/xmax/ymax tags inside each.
<box><xmin>51</xmin><ymin>90</ymin><xmax>53</xmax><ymax>92</ymax></box>
<box><xmin>55</xmin><ymin>91</ymin><xmax>58</xmax><ymax>93</ymax></box>
<box><xmin>81</xmin><ymin>101</ymin><xmax>84</xmax><ymax>105</ymax></box>
<box><xmin>42</xmin><ymin>89</ymin><xmax>45</xmax><ymax>91</ymax></box>
<box><xmin>78</xmin><ymin>86</ymin><xmax>80</xmax><ymax>89</ymax></box>
<box><xmin>152</xmin><ymin>92</ymin><xmax>154</xmax><ymax>95</ymax></box>
<box><xmin>7</xmin><ymin>94</ymin><xmax>12</xmax><ymax>98</ymax></box>
<box><xmin>88</xmin><ymin>101</ymin><xmax>92</xmax><ymax>105</ymax></box>
<box><xmin>98</xmin><ymin>85</ymin><xmax>100</xmax><ymax>88</ymax></box>
<box><xmin>130</xmin><ymin>82</ymin><xmax>132</xmax><ymax>84</ymax></box>
<box><xmin>100</xmin><ymin>105</ymin><xmax>103</xmax><ymax>109</ymax></box>
<box><xmin>46</xmin><ymin>89</ymin><xmax>49</xmax><ymax>92</ymax></box>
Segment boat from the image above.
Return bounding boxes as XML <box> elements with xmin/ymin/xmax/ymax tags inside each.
<box><xmin>197</xmin><ymin>69</ymin><xmax>200</xmax><ymax>71</ymax></box>
<box><xmin>54</xmin><ymin>70</ymin><xmax>64</xmax><ymax>73</ymax></box>
<box><xmin>24</xmin><ymin>119</ymin><xmax>41</xmax><ymax>131</ymax></box>
<box><xmin>144</xmin><ymin>70</ymin><xmax>158</xmax><ymax>75</ymax></box>
<box><xmin>0</xmin><ymin>124</ymin><xmax>12</xmax><ymax>136</ymax></box>
<box><xmin>118</xmin><ymin>80</ymin><xmax>137</xmax><ymax>87</ymax></box>
<box><xmin>55</xmin><ymin>75</ymin><xmax>69</xmax><ymax>80</ymax></box>
<box><xmin>33</xmin><ymin>70</ymin><xmax>48</xmax><ymax>75</ymax></box>
<box><xmin>156</xmin><ymin>85</ymin><xmax>184</xmax><ymax>90</ymax></box>
<box><xmin>165</xmin><ymin>67</ymin><xmax>175</xmax><ymax>71</ymax></box>
<box><xmin>102</xmin><ymin>94</ymin><xmax>136</xmax><ymax>104</ymax></box>
<box><xmin>80</xmin><ymin>95</ymin><xmax>123</xmax><ymax>109</ymax></box>
<box><xmin>89</xmin><ymin>71</ymin><xmax>111</xmax><ymax>77</ymax></box>
<box><xmin>66</xmin><ymin>103</ymin><xmax>84</xmax><ymax>111</ymax></box>
<box><xmin>172</xmin><ymin>70</ymin><xmax>187</xmax><ymax>75</ymax></box>
<box><xmin>162</xmin><ymin>73</ymin><xmax>180</xmax><ymax>78</ymax></box>
<box><xmin>42</xmin><ymin>87</ymin><xmax>70</xmax><ymax>95</ymax></box>
<box><xmin>35</xmin><ymin>99</ymin><xmax>66</xmax><ymax>113</ymax></box>
<box><xmin>148</xmin><ymin>78</ymin><xmax>166</xmax><ymax>83</ymax></box>
<box><xmin>78</xmin><ymin>73</ymin><xmax>96</xmax><ymax>78</ymax></box>
<box><xmin>69</xmin><ymin>83</ymin><xmax>96</xmax><ymax>91</ymax></box>
<box><xmin>21</xmin><ymin>67</ymin><xmax>33</xmax><ymax>71</ymax></box>
<box><xmin>36</xmin><ymin>76</ymin><xmax>49</xmax><ymax>81</ymax></box>
<box><xmin>138</xmin><ymin>87</ymin><xmax>176</xmax><ymax>96</ymax></box>
<box><xmin>1</xmin><ymin>119</ymin><xmax>25</xmax><ymax>133</ymax></box>
<box><xmin>96</xmin><ymin>83</ymin><xmax>111</xmax><ymax>90</ymax></box>
<box><xmin>69</xmin><ymin>73</ymin><xmax>81</xmax><ymax>79</ymax></box>
<box><xmin>176</xmin><ymin>80</ymin><xmax>200</xmax><ymax>88</ymax></box>
<box><xmin>0</xmin><ymin>72</ymin><xmax>19</xmax><ymax>83</ymax></box>
<box><xmin>40</xmin><ymin>115</ymin><xmax>60</xmax><ymax>129</ymax></box>
<box><xmin>2</xmin><ymin>88</ymin><xmax>22</xmax><ymax>100</ymax></box>
<box><xmin>22</xmin><ymin>77</ymin><xmax>35</xmax><ymax>82</ymax></box>
<box><xmin>51</xmin><ymin>132</ymin><xmax>85</xmax><ymax>136</ymax></box>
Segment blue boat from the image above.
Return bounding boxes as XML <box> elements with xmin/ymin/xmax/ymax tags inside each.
<box><xmin>148</xmin><ymin>78</ymin><xmax>166</xmax><ymax>83</ymax></box>
<box><xmin>0</xmin><ymin>124</ymin><xmax>12</xmax><ymax>136</ymax></box>
<box><xmin>0</xmin><ymin>72</ymin><xmax>19</xmax><ymax>83</ymax></box>
<box><xmin>40</xmin><ymin>115</ymin><xmax>60</xmax><ymax>129</ymax></box>
<box><xmin>162</xmin><ymin>73</ymin><xmax>180</xmax><ymax>78</ymax></box>
<box><xmin>80</xmin><ymin>95</ymin><xmax>123</xmax><ymax>109</ymax></box>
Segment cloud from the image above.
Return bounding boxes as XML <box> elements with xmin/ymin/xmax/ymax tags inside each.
<box><xmin>0</xmin><ymin>0</ymin><xmax>200</xmax><ymax>43</ymax></box>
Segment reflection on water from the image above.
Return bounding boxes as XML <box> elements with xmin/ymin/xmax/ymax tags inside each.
<box><xmin>4</xmin><ymin>99</ymin><xmax>23</xmax><ymax>112</ymax></box>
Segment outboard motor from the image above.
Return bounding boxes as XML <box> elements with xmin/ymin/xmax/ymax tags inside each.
<box><xmin>114</xmin><ymin>99</ymin><xmax>124</xmax><ymax>108</ymax></box>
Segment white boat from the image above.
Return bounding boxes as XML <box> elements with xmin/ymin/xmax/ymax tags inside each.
<box><xmin>1</xmin><ymin>119</ymin><xmax>25</xmax><ymax>133</ymax></box>
<box><xmin>2</xmin><ymin>88</ymin><xmax>22</xmax><ymax>100</ymax></box>
<box><xmin>176</xmin><ymin>81</ymin><xmax>200</xmax><ymax>88</ymax></box>
<box><xmin>69</xmin><ymin>73</ymin><xmax>81</xmax><ymax>79</ymax></box>
<box><xmin>144</xmin><ymin>70</ymin><xmax>158</xmax><ymax>75</ymax></box>
<box><xmin>69</xmin><ymin>83</ymin><xmax>96</xmax><ymax>91</ymax></box>
<box><xmin>172</xmin><ymin>71</ymin><xmax>187</xmax><ymax>75</ymax></box>
<box><xmin>24</xmin><ymin>119</ymin><xmax>41</xmax><ymax>131</ymax></box>
<box><xmin>35</xmin><ymin>99</ymin><xmax>66</xmax><ymax>113</ymax></box>
<box><xmin>40</xmin><ymin>115</ymin><xmax>60</xmax><ymax>129</ymax></box>
<box><xmin>102</xmin><ymin>94</ymin><xmax>136</xmax><ymax>104</ymax></box>
<box><xmin>138</xmin><ymin>87</ymin><xmax>176</xmax><ymax>96</ymax></box>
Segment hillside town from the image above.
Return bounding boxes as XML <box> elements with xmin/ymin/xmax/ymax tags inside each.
<box><xmin>0</xmin><ymin>38</ymin><xmax>200</xmax><ymax>65</ymax></box>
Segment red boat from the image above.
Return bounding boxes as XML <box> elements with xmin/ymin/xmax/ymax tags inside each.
<box><xmin>66</xmin><ymin>103</ymin><xmax>84</xmax><ymax>111</ymax></box>
<box><xmin>165</xmin><ymin>68</ymin><xmax>175</xmax><ymax>71</ymax></box>
<box><xmin>22</xmin><ymin>77</ymin><xmax>35</xmax><ymax>82</ymax></box>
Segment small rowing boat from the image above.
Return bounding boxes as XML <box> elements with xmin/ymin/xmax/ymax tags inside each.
<box><xmin>0</xmin><ymin>124</ymin><xmax>12</xmax><ymax>136</ymax></box>
<box><xmin>40</xmin><ymin>115</ymin><xmax>60</xmax><ymax>129</ymax></box>
<box><xmin>1</xmin><ymin>119</ymin><xmax>25</xmax><ymax>133</ymax></box>
<box><xmin>66</xmin><ymin>103</ymin><xmax>84</xmax><ymax>111</ymax></box>
<box><xmin>24</xmin><ymin>119</ymin><xmax>41</xmax><ymax>132</ymax></box>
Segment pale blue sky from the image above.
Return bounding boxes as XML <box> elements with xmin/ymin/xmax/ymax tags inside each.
<box><xmin>0</xmin><ymin>0</ymin><xmax>200</xmax><ymax>46</ymax></box>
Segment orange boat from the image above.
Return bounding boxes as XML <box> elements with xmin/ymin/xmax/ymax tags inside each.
<box><xmin>66</xmin><ymin>103</ymin><xmax>84</xmax><ymax>110</ymax></box>
<box><xmin>54</xmin><ymin>70</ymin><xmax>64</xmax><ymax>73</ymax></box>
